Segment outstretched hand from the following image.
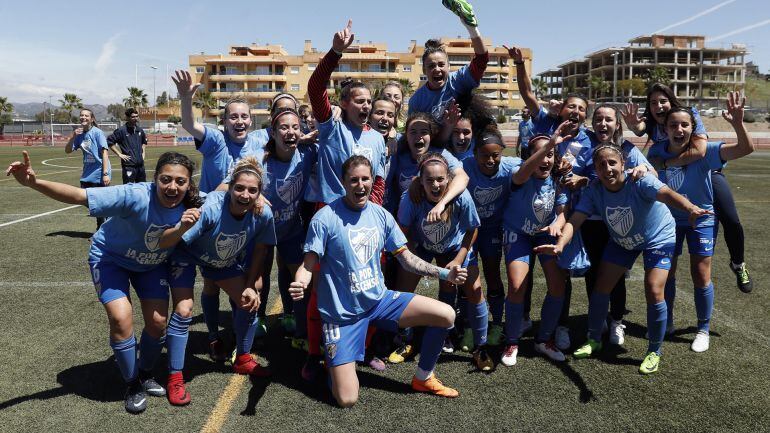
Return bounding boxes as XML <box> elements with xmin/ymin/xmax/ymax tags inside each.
<box><xmin>5</xmin><ymin>151</ymin><xmax>37</xmax><ymax>187</ymax></box>
<box><xmin>620</xmin><ymin>102</ymin><xmax>644</xmax><ymax>129</ymax></box>
<box><xmin>172</xmin><ymin>70</ymin><xmax>201</xmax><ymax>99</ymax></box>
<box><xmin>722</xmin><ymin>91</ymin><xmax>746</xmax><ymax>126</ymax></box>
<box><xmin>533</xmin><ymin>244</ymin><xmax>561</xmax><ymax>256</ymax></box>
<box><xmin>550</xmin><ymin>121</ymin><xmax>574</xmax><ymax>147</ymax></box>
<box><xmin>539</xmin><ymin>224</ymin><xmax>562</xmax><ymax>238</ymax></box>
<box><xmin>689</xmin><ymin>207</ymin><xmax>714</xmax><ymax>228</ymax></box>
<box><xmin>502</xmin><ymin>45</ymin><xmax>524</xmax><ymax>63</ymax></box>
<box><xmin>332</xmin><ymin>19</ymin><xmax>355</xmax><ymax>53</ymax></box>
<box><xmin>442</xmin><ymin>98</ymin><xmax>460</xmax><ymax>128</ymax></box>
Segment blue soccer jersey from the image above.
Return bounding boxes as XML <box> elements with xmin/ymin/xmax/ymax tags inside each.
<box><xmin>575</xmin><ymin>174</ymin><xmax>676</xmax><ymax>250</ymax></box>
<box><xmin>316</xmin><ymin>118</ymin><xmax>386</xmax><ymax>204</ymax></box>
<box><xmin>397</xmin><ymin>189</ymin><xmax>480</xmax><ymax>254</ymax></box>
<box><xmin>502</xmin><ymin>163</ymin><xmax>568</xmax><ymax>236</ymax></box>
<box><xmin>87</xmin><ymin>182</ymin><xmax>184</xmax><ymax>272</ymax></box>
<box><xmin>648</xmin><ymin>106</ymin><xmax>707</xmax><ymax>145</ymax></box>
<box><xmin>395</xmin><ymin>147</ymin><xmax>461</xmax><ymax>198</ymax></box>
<box><xmin>304</xmin><ymin>199</ymin><xmax>408</xmax><ymax>324</ymax></box>
<box><xmin>196</xmin><ymin>126</ymin><xmax>234</xmax><ymax>193</ymax></box>
<box><xmin>72</xmin><ymin>127</ymin><xmax>110</xmax><ymax>183</ymax></box>
<box><xmin>451</xmin><ymin>137</ymin><xmax>476</xmax><ymax>162</ymax></box>
<box><xmin>518</xmin><ymin>119</ymin><xmax>535</xmax><ymax>152</ymax></box>
<box><xmin>408</xmin><ymin>64</ymin><xmax>480</xmax><ymax>122</ymax></box>
<box><xmin>197</xmin><ymin>126</ymin><xmax>265</xmax><ymax>169</ymax></box>
<box><xmin>463</xmin><ymin>156</ymin><xmax>518</xmax><ymax>227</ymax></box>
<box><xmin>648</xmin><ymin>141</ymin><xmax>724</xmax><ymax>227</ymax></box>
<box><xmin>583</xmin><ymin>132</ymin><xmax>653</xmax><ymax>180</ymax></box>
<box><xmin>180</xmin><ymin>191</ymin><xmax>277</xmax><ymax>269</ymax></box>
<box><xmin>262</xmin><ymin>144</ymin><xmax>318</xmax><ymax>239</ymax></box>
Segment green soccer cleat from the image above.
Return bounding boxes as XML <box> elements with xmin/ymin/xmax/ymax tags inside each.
<box><xmin>460</xmin><ymin>329</ymin><xmax>474</xmax><ymax>352</ymax></box>
<box><xmin>487</xmin><ymin>323</ymin><xmax>504</xmax><ymax>346</ymax></box>
<box><xmin>573</xmin><ymin>339</ymin><xmax>602</xmax><ymax>359</ymax></box>
<box><xmin>730</xmin><ymin>262</ymin><xmax>753</xmax><ymax>293</ymax></box>
<box><xmin>442</xmin><ymin>0</ymin><xmax>478</xmax><ymax>27</ymax></box>
<box><xmin>639</xmin><ymin>352</ymin><xmax>660</xmax><ymax>375</ymax></box>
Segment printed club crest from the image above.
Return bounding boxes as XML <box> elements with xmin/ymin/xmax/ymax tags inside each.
<box><xmin>80</xmin><ymin>138</ymin><xmax>92</xmax><ymax>152</ymax></box>
<box><xmin>348</xmin><ymin>226</ymin><xmax>379</xmax><ymax>265</ymax></box>
<box><xmin>532</xmin><ymin>189</ymin><xmax>556</xmax><ymax>223</ymax></box>
<box><xmin>665</xmin><ymin>167</ymin><xmax>685</xmax><ymax>191</ymax></box>
<box><xmin>421</xmin><ymin>218</ymin><xmax>451</xmax><ymax>245</ymax></box>
<box><xmin>352</xmin><ymin>144</ymin><xmax>373</xmax><ymax>162</ymax></box>
<box><xmin>606</xmin><ymin>206</ymin><xmax>634</xmax><ymax>237</ymax></box>
<box><xmin>144</xmin><ymin>224</ymin><xmax>168</xmax><ymax>252</ymax></box>
<box><xmin>473</xmin><ymin>185</ymin><xmax>503</xmax><ymax>206</ymax></box>
<box><xmin>277</xmin><ymin>172</ymin><xmax>303</xmax><ymax>204</ymax></box>
<box><xmin>215</xmin><ymin>231</ymin><xmax>248</xmax><ymax>260</ymax></box>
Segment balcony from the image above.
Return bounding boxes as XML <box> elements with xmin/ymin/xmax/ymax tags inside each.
<box><xmin>329</xmin><ymin>71</ymin><xmax>400</xmax><ymax>80</ymax></box>
<box><xmin>209</xmin><ymin>74</ymin><xmax>286</xmax><ymax>82</ymax></box>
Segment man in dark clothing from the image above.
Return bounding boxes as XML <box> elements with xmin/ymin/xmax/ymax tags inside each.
<box><xmin>107</xmin><ymin>107</ymin><xmax>148</xmax><ymax>183</ymax></box>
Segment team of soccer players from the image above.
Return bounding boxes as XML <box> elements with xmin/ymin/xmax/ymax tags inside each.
<box><xmin>5</xmin><ymin>0</ymin><xmax>757</xmax><ymax>413</ymax></box>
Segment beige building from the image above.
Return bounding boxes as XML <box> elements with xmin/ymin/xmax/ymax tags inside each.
<box><xmin>538</xmin><ymin>34</ymin><xmax>747</xmax><ymax>108</ymax></box>
<box><xmin>188</xmin><ymin>38</ymin><xmax>532</xmax><ymax>124</ymax></box>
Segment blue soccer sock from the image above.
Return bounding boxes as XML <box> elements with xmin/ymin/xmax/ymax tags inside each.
<box><xmin>138</xmin><ymin>329</ymin><xmax>165</xmax><ymax>372</ymax></box>
<box><xmin>166</xmin><ymin>312</ymin><xmax>192</xmax><ymax>374</ymax></box>
<box><xmin>200</xmin><ymin>291</ymin><xmax>220</xmax><ymax>341</ymax></box>
<box><xmin>694</xmin><ymin>282</ymin><xmax>714</xmax><ymax>333</ymax></box>
<box><xmin>438</xmin><ymin>290</ymin><xmax>457</xmax><ymax>308</ymax></box>
<box><xmin>504</xmin><ymin>299</ymin><xmax>524</xmax><ymax>345</ymax></box>
<box><xmin>233</xmin><ymin>307</ymin><xmax>259</xmax><ymax>355</ymax></box>
<box><xmin>417</xmin><ymin>325</ymin><xmax>450</xmax><ymax>374</ymax></box>
<box><xmin>536</xmin><ymin>294</ymin><xmax>564</xmax><ymax>343</ymax></box>
<box><xmin>110</xmin><ymin>334</ymin><xmax>138</xmax><ymax>383</ymax></box>
<box><xmin>664</xmin><ymin>278</ymin><xmax>676</xmax><ymax>332</ymax></box>
<box><xmin>467</xmin><ymin>301</ymin><xmax>489</xmax><ymax>347</ymax></box>
<box><xmin>587</xmin><ymin>292</ymin><xmax>611</xmax><ymax>341</ymax></box>
<box><xmin>647</xmin><ymin>301</ymin><xmax>667</xmax><ymax>355</ymax></box>
<box><xmin>488</xmin><ymin>292</ymin><xmax>504</xmax><ymax>325</ymax></box>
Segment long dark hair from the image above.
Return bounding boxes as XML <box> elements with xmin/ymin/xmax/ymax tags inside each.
<box><xmin>644</xmin><ymin>83</ymin><xmax>683</xmax><ymax>135</ymax></box>
<box><xmin>262</xmin><ymin>107</ymin><xmax>300</xmax><ymax>164</ymax></box>
<box><xmin>154</xmin><ymin>152</ymin><xmax>203</xmax><ymax>208</ymax></box>
<box><xmin>592</xmin><ymin>103</ymin><xmax>624</xmax><ymax>147</ymax></box>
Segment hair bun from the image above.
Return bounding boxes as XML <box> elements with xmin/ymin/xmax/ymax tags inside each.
<box><xmin>424</xmin><ymin>39</ymin><xmax>443</xmax><ymax>50</ymax></box>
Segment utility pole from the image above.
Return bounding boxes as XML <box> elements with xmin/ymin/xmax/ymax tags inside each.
<box><xmin>612</xmin><ymin>52</ymin><xmax>619</xmax><ymax>102</ymax></box>
<box><xmin>150</xmin><ymin>65</ymin><xmax>158</xmax><ymax>145</ymax></box>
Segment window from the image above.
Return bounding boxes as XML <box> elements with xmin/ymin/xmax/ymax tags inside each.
<box><xmin>254</xmin><ymin>66</ymin><xmax>270</xmax><ymax>75</ymax></box>
<box><xmin>368</xmin><ymin>64</ymin><xmax>382</xmax><ymax>72</ymax></box>
<box><xmin>290</xmin><ymin>66</ymin><xmax>300</xmax><ymax>74</ymax></box>
<box><xmin>419</xmin><ymin>75</ymin><xmax>427</xmax><ymax>82</ymax></box>
<box><xmin>195</xmin><ymin>66</ymin><xmax>205</xmax><ymax>74</ymax></box>
<box><xmin>291</xmin><ymin>84</ymin><xmax>300</xmax><ymax>91</ymax></box>
<box><xmin>225</xmin><ymin>67</ymin><xmax>241</xmax><ymax>75</ymax></box>
<box><xmin>308</xmin><ymin>63</ymin><xmax>317</xmax><ymax>71</ymax></box>
<box><xmin>402</xmin><ymin>65</ymin><xmax>412</xmax><ymax>72</ymax></box>
<box><xmin>255</xmin><ymin>100</ymin><xmax>269</xmax><ymax>109</ymax></box>
<box><xmin>338</xmin><ymin>63</ymin><xmax>352</xmax><ymax>72</ymax></box>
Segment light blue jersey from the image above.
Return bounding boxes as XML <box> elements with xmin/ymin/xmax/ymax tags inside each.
<box><xmin>316</xmin><ymin>118</ymin><xmax>386</xmax><ymax>204</ymax></box>
<box><xmin>180</xmin><ymin>191</ymin><xmax>277</xmax><ymax>269</ymax></box>
<box><xmin>518</xmin><ymin>119</ymin><xmax>535</xmax><ymax>152</ymax></box>
<box><xmin>647</xmin><ymin>107</ymin><xmax>707</xmax><ymax>144</ymax></box>
<box><xmin>575</xmin><ymin>175</ymin><xmax>675</xmax><ymax>250</ymax></box>
<box><xmin>196</xmin><ymin>127</ymin><xmax>266</xmax><ymax>177</ymax></box>
<box><xmin>72</xmin><ymin>127</ymin><xmax>110</xmax><ymax>183</ymax></box>
<box><xmin>451</xmin><ymin>137</ymin><xmax>476</xmax><ymax>162</ymax></box>
<box><xmin>463</xmin><ymin>156</ymin><xmax>517</xmax><ymax>226</ymax></box>
<box><xmin>397</xmin><ymin>189</ymin><xmax>480</xmax><ymax>254</ymax></box>
<box><xmin>648</xmin><ymin>141</ymin><xmax>724</xmax><ymax>227</ymax></box>
<box><xmin>529</xmin><ymin>107</ymin><xmax>592</xmax><ymax>175</ymax></box>
<box><xmin>408</xmin><ymin>65</ymin><xmax>479</xmax><ymax>122</ymax></box>
<box><xmin>395</xmin><ymin>147</ymin><xmax>461</xmax><ymax>198</ymax></box>
<box><xmin>502</xmin><ymin>162</ymin><xmax>568</xmax><ymax>236</ymax></box>
<box><xmin>304</xmin><ymin>199</ymin><xmax>407</xmax><ymax>324</ymax></box>
<box><xmin>196</xmin><ymin>126</ymin><xmax>233</xmax><ymax>193</ymax></box>
<box><xmin>584</xmin><ymin>132</ymin><xmax>652</xmax><ymax>180</ymax></box>
<box><xmin>263</xmin><ymin>144</ymin><xmax>318</xmax><ymax>239</ymax></box>
<box><xmin>87</xmin><ymin>182</ymin><xmax>184</xmax><ymax>272</ymax></box>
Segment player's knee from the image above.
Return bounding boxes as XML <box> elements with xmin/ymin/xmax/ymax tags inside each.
<box><xmin>334</xmin><ymin>389</ymin><xmax>359</xmax><ymax>408</ymax></box>
<box><xmin>146</xmin><ymin>312</ymin><xmax>168</xmax><ymax>335</ymax></box>
<box><xmin>437</xmin><ymin>303</ymin><xmax>455</xmax><ymax>328</ymax></box>
<box><xmin>174</xmin><ymin>301</ymin><xmax>194</xmax><ymax>318</ymax></box>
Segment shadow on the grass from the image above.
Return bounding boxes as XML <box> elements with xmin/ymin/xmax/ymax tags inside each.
<box><xmin>46</xmin><ymin>230</ymin><xmax>92</xmax><ymax>239</ymax></box>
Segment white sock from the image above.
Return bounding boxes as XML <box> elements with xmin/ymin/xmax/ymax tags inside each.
<box><xmin>414</xmin><ymin>366</ymin><xmax>433</xmax><ymax>381</ymax></box>
<box><xmin>464</xmin><ymin>23</ymin><xmax>481</xmax><ymax>39</ymax></box>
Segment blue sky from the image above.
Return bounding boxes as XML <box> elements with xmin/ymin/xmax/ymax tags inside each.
<box><xmin>1</xmin><ymin>0</ymin><xmax>768</xmax><ymax>105</ymax></box>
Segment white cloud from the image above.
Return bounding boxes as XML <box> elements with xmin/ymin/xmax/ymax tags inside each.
<box><xmin>95</xmin><ymin>33</ymin><xmax>120</xmax><ymax>75</ymax></box>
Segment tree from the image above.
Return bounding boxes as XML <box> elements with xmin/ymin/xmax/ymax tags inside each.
<box><xmin>531</xmin><ymin>77</ymin><xmax>547</xmax><ymax>99</ymax></box>
<box><xmin>123</xmin><ymin>87</ymin><xmax>149</xmax><ymax>108</ymax></box>
<box><xmin>710</xmin><ymin>82</ymin><xmax>730</xmax><ymax>108</ymax></box>
<box><xmin>59</xmin><ymin>93</ymin><xmax>83</xmax><ymax>122</ymax></box>
<box><xmin>587</xmin><ymin>75</ymin><xmax>610</xmax><ymax>100</ymax></box>
<box><xmin>156</xmin><ymin>91</ymin><xmax>169</xmax><ymax>107</ymax></box>
<box><xmin>0</xmin><ymin>97</ymin><xmax>13</xmax><ymax>134</ymax></box>
<box><xmin>193</xmin><ymin>91</ymin><xmax>217</xmax><ymax>121</ymax></box>
<box><xmin>34</xmin><ymin>108</ymin><xmax>71</xmax><ymax>123</ymax></box>
<box><xmin>107</xmin><ymin>103</ymin><xmax>125</xmax><ymax>121</ymax></box>
<box><xmin>645</xmin><ymin>66</ymin><xmax>671</xmax><ymax>87</ymax></box>
<box><xmin>617</xmin><ymin>78</ymin><xmax>647</xmax><ymax>97</ymax></box>
<box><xmin>397</xmin><ymin>78</ymin><xmax>415</xmax><ymax>97</ymax></box>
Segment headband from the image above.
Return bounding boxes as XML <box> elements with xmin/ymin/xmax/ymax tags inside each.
<box><xmin>272</xmin><ymin>93</ymin><xmax>298</xmax><ymax>108</ymax></box>
<box><xmin>592</xmin><ymin>144</ymin><xmax>623</xmax><ymax>159</ymax></box>
<box><xmin>271</xmin><ymin>110</ymin><xmax>299</xmax><ymax>127</ymax></box>
<box><xmin>231</xmin><ymin>167</ymin><xmax>263</xmax><ymax>184</ymax></box>
<box><xmin>418</xmin><ymin>155</ymin><xmax>449</xmax><ymax>173</ymax></box>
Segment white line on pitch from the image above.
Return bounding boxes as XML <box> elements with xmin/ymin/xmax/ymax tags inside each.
<box><xmin>0</xmin><ymin>205</ymin><xmax>81</xmax><ymax>228</ymax></box>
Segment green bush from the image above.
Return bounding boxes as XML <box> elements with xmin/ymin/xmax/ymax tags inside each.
<box><xmin>496</xmin><ymin>113</ymin><xmax>507</xmax><ymax>124</ymax></box>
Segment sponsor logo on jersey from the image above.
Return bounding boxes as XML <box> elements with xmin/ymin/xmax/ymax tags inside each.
<box><xmin>81</xmin><ymin>138</ymin><xmax>92</xmax><ymax>152</ymax></box>
<box><xmin>532</xmin><ymin>189</ymin><xmax>555</xmax><ymax>223</ymax></box>
<box><xmin>421</xmin><ymin>218</ymin><xmax>451</xmax><ymax>245</ymax></box>
<box><xmin>352</xmin><ymin>144</ymin><xmax>373</xmax><ymax>162</ymax></box>
<box><xmin>348</xmin><ymin>226</ymin><xmax>379</xmax><ymax>265</ymax></box>
<box><xmin>215</xmin><ymin>231</ymin><xmax>248</xmax><ymax>260</ymax></box>
<box><xmin>474</xmin><ymin>185</ymin><xmax>503</xmax><ymax>206</ymax></box>
<box><xmin>665</xmin><ymin>167</ymin><xmax>685</xmax><ymax>191</ymax></box>
<box><xmin>277</xmin><ymin>172</ymin><xmax>304</xmax><ymax>204</ymax></box>
<box><xmin>606</xmin><ymin>206</ymin><xmax>634</xmax><ymax>237</ymax></box>
<box><xmin>144</xmin><ymin>224</ymin><xmax>169</xmax><ymax>252</ymax></box>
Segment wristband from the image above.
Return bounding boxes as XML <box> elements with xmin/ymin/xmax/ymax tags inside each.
<box><xmin>331</xmin><ymin>47</ymin><xmax>343</xmax><ymax>56</ymax></box>
<box><xmin>438</xmin><ymin>268</ymin><xmax>450</xmax><ymax>281</ymax></box>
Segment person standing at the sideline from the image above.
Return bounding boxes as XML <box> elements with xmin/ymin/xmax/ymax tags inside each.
<box><xmin>66</xmin><ymin>108</ymin><xmax>111</xmax><ymax>229</ymax></box>
<box><xmin>108</xmin><ymin>107</ymin><xmax>148</xmax><ymax>184</ymax></box>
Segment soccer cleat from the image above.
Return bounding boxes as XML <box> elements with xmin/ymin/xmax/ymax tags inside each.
<box><xmin>573</xmin><ymin>339</ymin><xmax>602</xmax><ymax>359</ymax></box>
<box><xmin>208</xmin><ymin>339</ymin><xmax>228</xmax><ymax>363</ymax></box>
<box><xmin>554</xmin><ymin>326</ymin><xmax>571</xmax><ymax>351</ymax></box>
<box><xmin>441</xmin><ymin>0</ymin><xmax>478</xmax><ymax>27</ymax></box>
<box><xmin>521</xmin><ymin>318</ymin><xmax>533</xmax><ymax>335</ymax></box>
<box><xmin>139</xmin><ymin>374</ymin><xmax>166</xmax><ymax>397</ymax></box>
<box><xmin>281</xmin><ymin>314</ymin><xmax>297</xmax><ymax>334</ymax></box>
<box><xmin>459</xmin><ymin>329</ymin><xmax>474</xmax><ymax>352</ymax></box>
<box><xmin>388</xmin><ymin>344</ymin><xmax>415</xmax><ymax>364</ymax></box>
<box><xmin>166</xmin><ymin>372</ymin><xmax>191</xmax><ymax>406</ymax></box>
<box><xmin>500</xmin><ymin>344</ymin><xmax>519</xmax><ymax>367</ymax></box>
<box><xmin>473</xmin><ymin>346</ymin><xmax>494</xmax><ymax>371</ymax></box>
<box><xmin>442</xmin><ymin>336</ymin><xmax>455</xmax><ymax>354</ymax></box>
<box><xmin>124</xmin><ymin>380</ymin><xmax>147</xmax><ymax>414</ymax></box>
<box><xmin>233</xmin><ymin>353</ymin><xmax>271</xmax><ymax>377</ymax></box>
<box><xmin>731</xmin><ymin>262</ymin><xmax>753</xmax><ymax>293</ymax></box>
<box><xmin>487</xmin><ymin>324</ymin><xmax>504</xmax><ymax>346</ymax></box>
<box><xmin>609</xmin><ymin>320</ymin><xmax>626</xmax><ymax>345</ymax></box>
<box><xmin>691</xmin><ymin>331</ymin><xmax>710</xmax><ymax>353</ymax></box>
<box><xmin>411</xmin><ymin>375</ymin><xmax>459</xmax><ymax>398</ymax></box>
<box><xmin>639</xmin><ymin>352</ymin><xmax>661</xmax><ymax>375</ymax></box>
<box><xmin>254</xmin><ymin>318</ymin><xmax>268</xmax><ymax>338</ymax></box>
<box><xmin>535</xmin><ymin>340</ymin><xmax>566</xmax><ymax>362</ymax></box>
<box><xmin>367</xmin><ymin>356</ymin><xmax>387</xmax><ymax>372</ymax></box>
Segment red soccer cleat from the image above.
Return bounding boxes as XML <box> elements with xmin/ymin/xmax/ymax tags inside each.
<box><xmin>233</xmin><ymin>353</ymin><xmax>271</xmax><ymax>377</ymax></box>
<box><xmin>167</xmin><ymin>372</ymin><xmax>191</xmax><ymax>406</ymax></box>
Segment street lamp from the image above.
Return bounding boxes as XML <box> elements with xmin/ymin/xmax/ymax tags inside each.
<box><xmin>48</xmin><ymin>95</ymin><xmax>54</xmax><ymax>146</ymax></box>
<box><xmin>150</xmin><ymin>65</ymin><xmax>158</xmax><ymax>145</ymax></box>
<box><xmin>611</xmin><ymin>52</ymin><xmax>620</xmax><ymax>102</ymax></box>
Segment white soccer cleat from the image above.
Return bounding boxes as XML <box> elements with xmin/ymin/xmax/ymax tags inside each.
<box><xmin>501</xmin><ymin>344</ymin><xmax>519</xmax><ymax>367</ymax></box>
<box><xmin>535</xmin><ymin>341</ymin><xmax>566</xmax><ymax>362</ymax></box>
<box><xmin>554</xmin><ymin>326</ymin><xmax>571</xmax><ymax>351</ymax></box>
<box><xmin>691</xmin><ymin>331</ymin><xmax>710</xmax><ymax>353</ymax></box>
<box><xmin>609</xmin><ymin>320</ymin><xmax>626</xmax><ymax>345</ymax></box>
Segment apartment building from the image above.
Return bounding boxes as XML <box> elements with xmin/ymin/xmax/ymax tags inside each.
<box><xmin>188</xmin><ymin>38</ymin><xmax>532</xmax><ymax>123</ymax></box>
<box><xmin>538</xmin><ymin>34</ymin><xmax>747</xmax><ymax>108</ymax></box>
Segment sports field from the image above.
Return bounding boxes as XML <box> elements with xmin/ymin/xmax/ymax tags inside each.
<box><xmin>0</xmin><ymin>145</ymin><xmax>768</xmax><ymax>432</ymax></box>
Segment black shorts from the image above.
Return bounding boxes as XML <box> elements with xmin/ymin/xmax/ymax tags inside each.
<box><xmin>121</xmin><ymin>165</ymin><xmax>146</xmax><ymax>183</ymax></box>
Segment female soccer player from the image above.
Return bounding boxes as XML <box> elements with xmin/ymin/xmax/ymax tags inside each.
<box><xmin>536</xmin><ymin>144</ymin><xmax>710</xmax><ymax>374</ymax></box>
<box><xmin>159</xmin><ymin>156</ymin><xmax>276</xmax><ymax>405</ymax></box>
<box><xmin>408</xmin><ymin>0</ymin><xmax>488</xmax><ymax>121</ymax></box>
<box><xmin>500</xmin><ymin>128</ymin><xmax>570</xmax><ymax>367</ymax></box>
<box><xmin>6</xmin><ymin>151</ymin><xmax>200</xmax><ymax>413</ymax></box>
<box><xmin>647</xmin><ymin>92</ymin><xmax>754</xmax><ymax>352</ymax></box>
<box><xmin>291</xmin><ymin>155</ymin><xmax>468</xmax><ymax>407</ymax></box>
<box><xmin>380</xmin><ymin>81</ymin><xmax>405</xmax><ymax>130</ymax></box>
<box><xmin>622</xmin><ymin>84</ymin><xmax>753</xmax><ymax>293</ymax></box>
<box><xmin>65</xmin><ymin>108</ymin><xmax>111</xmax><ymax>229</ymax></box>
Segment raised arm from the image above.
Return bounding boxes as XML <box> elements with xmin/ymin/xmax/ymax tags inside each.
<box><xmin>719</xmin><ymin>92</ymin><xmax>755</xmax><ymax>161</ymax></box>
<box><xmin>620</xmin><ymin>103</ymin><xmax>646</xmax><ymax>137</ymax></box>
<box><xmin>426</xmin><ymin>166</ymin><xmax>469</xmax><ymax>223</ymax></box>
<box><xmin>513</xmin><ymin>121</ymin><xmax>570</xmax><ymax>185</ymax></box>
<box><xmin>172</xmin><ymin>70</ymin><xmax>205</xmax><ymax>140</ymax></box>
<box><xmin>394</xmin><ymin>247</ymin><xmax>467</xmax><ymax>285</ymax></box>
<box><xmin>656</xmin><ymin>185</ymin><xmax>712</xmax><ymax>227</ymax></box>
<box><xmin>504</xmin><ymin>45</ymin><xmax>539</xmax><ymax>115</ymax></box>
<box><xmin>6</xmin><ymin>151</ymin><xmax>87</xmax><ymax>205</ymax></box>
<box><xmin>308</xmin><ymin>20</ymin><xmax>354</xmax><ymax>123</ymax></box>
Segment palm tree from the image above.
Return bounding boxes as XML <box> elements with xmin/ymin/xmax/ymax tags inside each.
<box><xmin>59</xmin><ymin>93</ymin><xmax>83</xmax><ymax>122</ymax></box>
<box><xmin>397</xmin><ymin>78</ymin><xmax>415</xmax><ymax>97</ymax></box>
<box><xmin>123</xmin><ymin>87</ymin><xmax>149</xmax><ymax>108</ymax></box>
<box><xmin>193</xmin><ymin>91</ymin><xmax>217</xmax><ymax>122</ymax></box>
<box><xmin>0</xmin><ymin>96</ymin><xmax>12</xmax><ymax>135</ymax></box>
<box><xmin>531</xmin><ymin>77</ymin><xmax>547</xmax><ymax>99</ymax></box>
<box><xmin>587</xmin><ymin>75</ymin><xmax>610</xmax><ymax>100</ymax></box>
